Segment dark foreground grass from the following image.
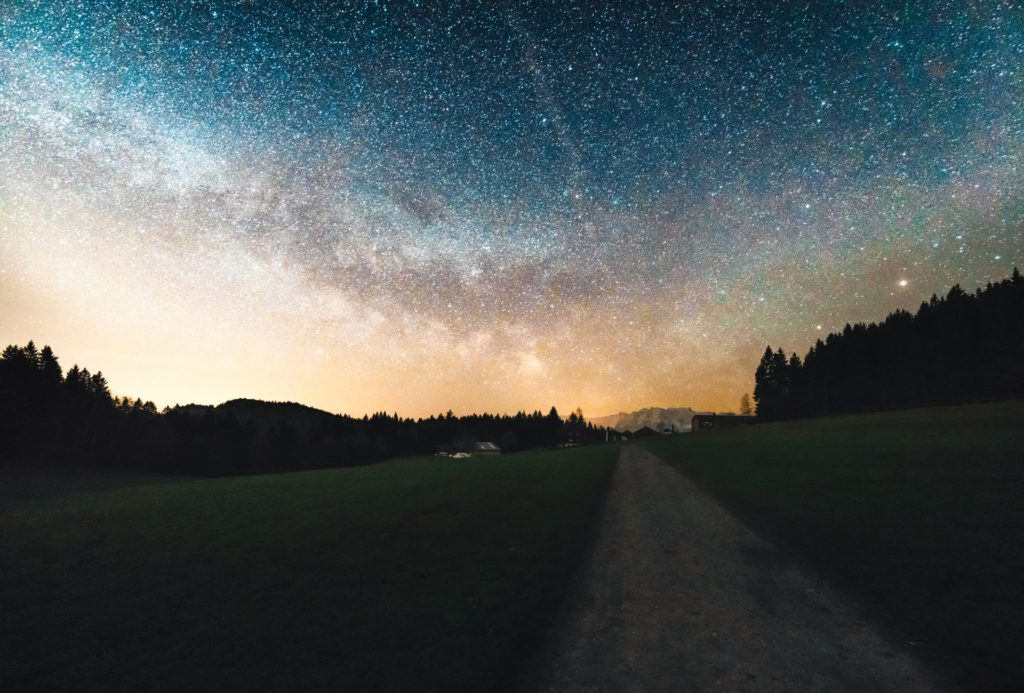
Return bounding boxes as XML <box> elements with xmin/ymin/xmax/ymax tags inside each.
<box><xmin>0</xmin><ymin>463</ymin><xmax>185</xmax><ymax>504</ymax></box>
<box><xmin>0</xmin><ymin>446</ymin><xmax>616</xmax><ymax>691</ymax></box>
<box><xmin>640</xmin><ymin>400</ymin><xmax>1024</xmax><ymax>691</ymax></box>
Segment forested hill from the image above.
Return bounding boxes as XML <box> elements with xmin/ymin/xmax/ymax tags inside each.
<box><xmin>176</xmin><ymin>399</ymin><xmax>337</xmax><ymax>430</ymax></box>
<box><xmin>0</xmin><ymin>347</ymin><xmax>609</xmax><ymax>476</ymax></box>
<box><xmin>754</xmin><ymin>268</ymin><xmax>1024</xmax><ymax>420</ymax></box>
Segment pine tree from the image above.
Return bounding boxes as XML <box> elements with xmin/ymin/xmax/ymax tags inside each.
<box><xmin>64</xmin><ymin>365</ymin><xmax>83</xmax><ymax>390</ymax></box>
<box><xmin>739</xmin><ymin>393</ymin><xmax>753</xmax><ymax>416</ymax></box>
<box><xmin>753</xmin><ymin>346</ymin><xmax>776</xmax><ymax>420</ymax></box>
<box><xmin>24</xmin><ymin>340</ymin><xmax>39</xmax><ymax>368</ymax></box>
<box><xmin>39</xmin><ymin>345</ymin><xmax>62</xmax><ymax>386</ymax></box>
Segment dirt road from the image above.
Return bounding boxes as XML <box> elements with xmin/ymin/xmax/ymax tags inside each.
<box><xmin>534</xmin><ymin>445</ymin><xmax>949</xmax><ymax>692</ymax></box>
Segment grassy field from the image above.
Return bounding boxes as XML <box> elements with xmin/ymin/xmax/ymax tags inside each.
<box><xmin>0</xmin><ymin>463</ymin><xmax>186</xmax><ymax>504</ymax></box>
<box><xmin>640</xmin><ymin>400</ymin><xmax>1024</xmax><ymax>691</ymax></box>
<box><xmin>0</xmin><ymin>446</ymin><xmax>616</xmax><ymax>691</ymax></box>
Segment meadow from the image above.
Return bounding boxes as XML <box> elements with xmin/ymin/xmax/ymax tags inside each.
<box><xmin>640</xmin><ymin>400</ymin><xmax>1024</xmax><ymax>691</ymax></box>
<box><xmin>0</xmin><ymin>446</ymin><xmax>616</xmax><ymax>691</ymax></box>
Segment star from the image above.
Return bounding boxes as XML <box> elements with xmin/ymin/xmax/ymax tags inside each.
<box><xmin>0</xmin><ymin>0</ymin><xmax>1020</xmax><ymax>417</ymax></box>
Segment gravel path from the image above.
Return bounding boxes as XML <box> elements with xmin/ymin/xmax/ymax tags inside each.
<box><xmin>533</xmin><ymin>444</ymin><xmax>950</xmax><ymax>692</ymax></box>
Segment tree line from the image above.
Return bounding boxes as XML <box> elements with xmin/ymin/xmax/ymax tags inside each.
<box><xmin>754</xmin><ymin>268</ymin><xmax>1024</xmax><ymax>420</ymax></box>
<box><xmin>0</xmin><ymin>344</ymin><xmax>610</xmax><ymax>476</ymax></box>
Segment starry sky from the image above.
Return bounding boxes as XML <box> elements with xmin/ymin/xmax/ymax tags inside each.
<box><xmin>1</xmin><ymin>1</ymin><xmax>1022</xmax><ymax>417</ymax></box>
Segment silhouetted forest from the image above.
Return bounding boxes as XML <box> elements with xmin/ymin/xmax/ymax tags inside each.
<box><xmin>754</xmin><ymin>268</ymin><xmax>1024</xmax><ymax>420</ymax></box>
<box><xmin>0</xmin><ymin>344</ymin><xmax>609</xmax><ymax>475</ymax></box>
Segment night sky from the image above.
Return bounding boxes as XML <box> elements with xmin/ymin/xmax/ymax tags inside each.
<box><xmin>1</xmin><ymin>1</ymin><xmax>1022</xmax><ymax>417</ymax></box>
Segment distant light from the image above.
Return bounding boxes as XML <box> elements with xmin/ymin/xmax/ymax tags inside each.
<box><xmin>816</xmin><ymin>325</ymin><xmax>822</xmax><ymax>330</ymax></box>
<box><xmin>898</xmin><ymin>279</ymin><xmax>908</xmax><ymax>287</ymax></box>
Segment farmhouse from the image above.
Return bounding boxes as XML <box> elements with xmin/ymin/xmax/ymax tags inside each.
<box><xmin>630</xmin><ymin>426</ymin><xmax>662</xmax><ymax>438</ymax></box>
<box><xmin>472</xmin><ymin>442</ymin><xmax>502</xmax><ymax>456</ymax></box>
<box><xmin>690</xmin><ymin>414</ymin><xmax>757</xmax><ymax>432</ymax></box>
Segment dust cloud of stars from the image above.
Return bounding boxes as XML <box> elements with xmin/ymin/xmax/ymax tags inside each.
<box><xmin>1</xmin><ymin>1</ymin><xmax>1022</xmax><ymax>416</ymax></box>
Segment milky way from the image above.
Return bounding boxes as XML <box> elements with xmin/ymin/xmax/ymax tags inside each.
<box><xmin>1</xmin><ymin>1</ymin><xmax>1022</xmax><ymax>417</ymax></box>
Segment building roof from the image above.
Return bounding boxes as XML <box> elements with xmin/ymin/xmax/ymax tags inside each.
<box><xmin>473</xmin><ymin>441</ymin><xmax>501</xmax><ymax>451</ymax></box>
<box><xmin>631</xmin><ymin>426</ymin><xmax>661</xmax><ymax>437</ymax></box>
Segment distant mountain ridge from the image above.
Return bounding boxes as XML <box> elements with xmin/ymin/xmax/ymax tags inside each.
<box><xmin>589</xmin><ymin>407</ymin><xmax>701</xmax><ymax>433</ymax></box>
